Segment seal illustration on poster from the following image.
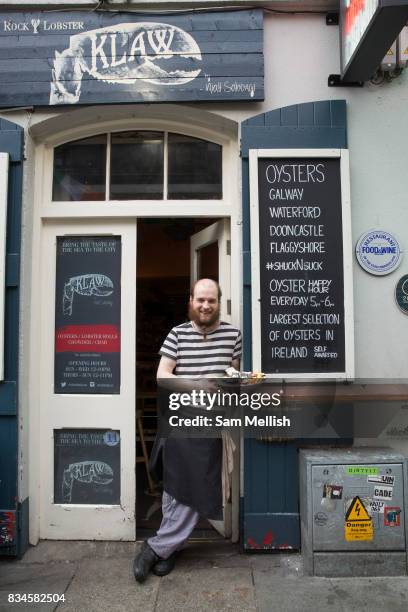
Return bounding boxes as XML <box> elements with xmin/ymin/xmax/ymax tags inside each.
<box><xmin>50</xmin><ymin>22</ymin><xmax>203</xmax><ymax>104</ymax></box>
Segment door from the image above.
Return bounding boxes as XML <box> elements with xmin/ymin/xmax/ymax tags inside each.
<box><xmin>190</xmin><ymin>218</ymin><xmax>234</xmax><ymax>538</ymax></box>
<box><xmin>39</xmin><ymin>220</ymin><xmax>136</xmax><ymax>540</ymax></box>
<box><xmin>190</xmin><ymin>219</ymin><xmax>231</xmax><ymax>322</ymax></box>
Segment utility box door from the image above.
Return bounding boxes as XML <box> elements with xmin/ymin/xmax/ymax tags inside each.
<box><xmin>312</xmin><ymin>463</ymin><xmax>405</xmax><ymax>551</ymax></box>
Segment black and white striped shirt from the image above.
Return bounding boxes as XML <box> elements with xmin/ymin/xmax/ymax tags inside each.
<box><xmin>159</xmin><ymin>321</ymin><xmax>242</xmax><ymax>376</ymax></box>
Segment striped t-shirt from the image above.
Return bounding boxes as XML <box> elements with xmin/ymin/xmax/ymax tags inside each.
<box><xmin>159</xmin><ymin>321</ymin><xmax>242</xmax><ymax>376</ymax></box>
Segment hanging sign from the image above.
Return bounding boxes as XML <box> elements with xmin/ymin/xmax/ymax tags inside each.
<box><xmin>249</xmin><ymin>149</ymin><xmax>353</xmax><ymax>378</ymax></box>
<box><xmin>395</xmin><ymin>274</ymin><xmax>408</xmax><ymax>314</ymax></box>
<box><xmin>54</xmin><ymin>236</ymin><xmax>121</xmax><ymax>394</ymax></box>
<box><xmin>0</xmin><ymin>9</ymin><xmax>263</xmax><ymax>106</ymax></box>
<box><xmin>340</xmin><ymin>0</ymin><xmax>408</xmax><ymax>82</ymax></box>
<box><xmin>355</xmin><ymin>230</ymin><xmax>402</xmax><ymax>275</ymax></box>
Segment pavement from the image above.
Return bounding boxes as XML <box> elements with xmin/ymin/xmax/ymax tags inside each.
<box><xmin>1</xmin><ymin>540</ymin><xmax>408</xmax><ymax>612</ymax></box>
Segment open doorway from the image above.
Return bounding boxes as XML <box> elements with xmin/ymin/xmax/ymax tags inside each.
<box><xmin>135</xmin><ymin>217</ymin><xmax>228</xmax><ymax>539</ymax></box>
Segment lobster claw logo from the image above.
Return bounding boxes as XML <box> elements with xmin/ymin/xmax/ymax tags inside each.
<box><xmin>50</xmin><ymin>21</ymin><xmax>203</xmax><ymax>104</ymax></box>
<box><xmin>62</xmin><ymin>461</ymin><xmax>114</xmax><ymax>503</ymax></box>
<box><xmin>63</xmin><ymin>273</ymin><xmax>114</xmax><ymax>316</ymax></box>
<box><xmin>31</xmin><ymin>18</ymin><xmax>41</xmax><ymax>34</ymax></box>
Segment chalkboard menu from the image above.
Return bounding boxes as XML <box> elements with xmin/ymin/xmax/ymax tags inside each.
<box><xmin>54</xmin><ymin>236</ymin><xmax>121</xmax><ymax>393</ymax></box>
<box><xmin>54</xmin><ymin>429</ymin><xmax>120</xmax><ymax>504</ymax></box>
<box><xmin>251</xmin><ymin>154</ymin><xmax>350</xmax><ymax>376</ymax></box>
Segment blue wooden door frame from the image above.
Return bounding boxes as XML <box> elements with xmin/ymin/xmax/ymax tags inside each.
<box><xmin>240</xmin><ymin>100</ymin><xmax>348</xmax><ymax>551</ymax></box>
<box><xmin>0</xmin><ymin>118</ymin><xmax>27</xmax><ymax>557</ymax></box>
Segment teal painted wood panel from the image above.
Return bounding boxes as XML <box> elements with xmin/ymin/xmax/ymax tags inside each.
<box><xmin>241</xmin><ymin>100</ymin><xmax>347</xmax><ymax>551</ymax></box>
<box><xmin>0</xmin><ymin>119</ymin><xmax>24</xmax><ymax>556</ymax></box>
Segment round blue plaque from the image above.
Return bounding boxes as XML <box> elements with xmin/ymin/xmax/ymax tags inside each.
<box><xmin>355</xmin><ymin>230</ymin><xmax>402</xmax><ymax>276</ymax></box>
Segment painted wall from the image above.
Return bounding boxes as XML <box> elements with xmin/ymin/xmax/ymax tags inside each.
<box><xmin>2</xmin><ymin>10</ymin><xmax>408</xmax><ymax>490</ymax></box>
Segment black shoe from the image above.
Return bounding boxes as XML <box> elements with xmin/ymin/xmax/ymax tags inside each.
<box><xmin>133</xmin><ymin>541</ymin><xmax>160</xmax><ymax>583</ymax></box>
<box><xmin>152</xmin><ymin>551</ymin><xmax>178</xmax><ymax>577</ymax></box>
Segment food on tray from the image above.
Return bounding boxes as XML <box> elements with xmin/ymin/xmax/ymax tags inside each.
<box><xmin>225</xmin><ymin>366</ymin><xmax>240</xmax><ymax>378</ymax></box>
<box><xmin>250</xmin><ymin>371</ymin><xmax>265</xmax><ymax>381</ymax></box>
<box><xmin>224</xmin><ymin>368</ymin><xmax>265</xmax><ymax>382</ymax></box>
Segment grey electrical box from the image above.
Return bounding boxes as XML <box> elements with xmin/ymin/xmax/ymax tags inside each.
<box><xmin>299</xmin><ymin>448</ymin><xmax>407</xmax><ymax>577</ymax></box>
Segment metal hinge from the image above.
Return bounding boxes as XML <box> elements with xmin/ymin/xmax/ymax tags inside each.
<box><xmin>328</xmin><ymin>74</ymin><xmax>364</xmax><ymax>87</ymax></box>
<box><xmin>226</xmin><ymin>240</ymin><xmax>231</xmax><ymax>256</ymax></box>
<box><xmin>227</xmin><ymin>299</ymin><xmax>231</xmax><ymax>315</ymax></box>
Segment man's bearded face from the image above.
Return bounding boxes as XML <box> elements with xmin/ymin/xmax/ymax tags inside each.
<box><xmin>189</xmin><ymin>283</ymin><xmax>220</xmax><ymax>328</ymax></box>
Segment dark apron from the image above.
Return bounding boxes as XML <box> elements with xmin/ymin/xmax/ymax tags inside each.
<box><xmin>149</xmin><ymin>435</ymin><xmax>222</xmax><ymax>520</ymax></box>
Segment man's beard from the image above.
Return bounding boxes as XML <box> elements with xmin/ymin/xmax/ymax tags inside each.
<box><xmin>188</xmin><ymin>303</ymin><xmax>220</xmax><ymax>329</ymax></box>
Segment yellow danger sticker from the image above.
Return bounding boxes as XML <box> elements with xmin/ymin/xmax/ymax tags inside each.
<box><xmin>344</xmin><ymin>496</ymin><xmax>373</xmax><ymax>541</ymax></box>
<box><xmin>345</xmin><ymin>520</ymin><xmax>373</xmax><ymax>541</ymax></box>
<box><xmin>345</xmin><ymin>496</ymin><xmax>370</xmax><ymax>521</ymax></box>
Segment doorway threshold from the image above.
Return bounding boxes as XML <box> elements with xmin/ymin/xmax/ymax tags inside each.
<box><xmin>136</xmin><ymin>528</ymin><xmax>224</xmax><ymax>542</ymax></box>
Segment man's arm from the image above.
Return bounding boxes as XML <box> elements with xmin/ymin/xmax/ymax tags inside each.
<box><xmin>156</xmin><ymin>355</ymin><xmax>177</xmax><ymax>379</ymax></box>
<box><xmin>231</xmin><ymin>358</ymin><xmax>240</xmax><ymax>371</ymax></box>
<box><xmin>157</xmin><ymin>356</ymin><xmax>241</xmax><ymax>378</ymax></box>
<box><xmin>156</xmin><ymin>355</ymin><xmax>190</xmax><ymax>393</ymax></box>
<box><xmin>231</xmin><ymin>329</ymin><xmax>242</xmax><ymax>373</ymax></box>
<box><xmin>156</xmin><ymin>355</ymin><xmax>217</xmax><ymax>392</ymax></box>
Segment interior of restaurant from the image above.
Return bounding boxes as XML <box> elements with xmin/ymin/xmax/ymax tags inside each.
<box><xmin>135</xmin><ymin>217</ymin><xmax>221</xmax><ymax>537</ymax></box>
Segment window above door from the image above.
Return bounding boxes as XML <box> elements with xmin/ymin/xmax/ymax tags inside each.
<box><xmin>52</xmin><ymin>131</ymin><xmax>223</xmax><ymax>202</ymax></box>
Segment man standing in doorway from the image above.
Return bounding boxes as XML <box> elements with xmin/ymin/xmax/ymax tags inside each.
<box><xmin>133</xmin><ymin>278</ymin><xmax>242</xmax><ymax>582</ymax></box>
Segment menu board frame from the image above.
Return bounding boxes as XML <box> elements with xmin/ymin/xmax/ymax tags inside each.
<box><xmin>249</xmin><ymin>149</ymin><xmax>354</xmax><ymax>379</ymax></box>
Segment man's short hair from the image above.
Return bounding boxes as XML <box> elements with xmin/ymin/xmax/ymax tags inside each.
<box><xmin>190</xmin><ymin>279</ymin><xmax>222</xmax><ymax>301</ymax></box>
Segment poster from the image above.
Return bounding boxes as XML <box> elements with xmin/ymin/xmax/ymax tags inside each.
<box><xmin>54</xmin><ymin>236</ymin><xmax>121</xmax><ymax>394</ymax></box>
<box><xmin>54</xmin><ymin>429</ymin><xmax>120</xmax><ymax>504</ymax></box>
<box><xmin>256</xmin><ymin>157</ymin><xmax>346</xmax><ymax>374</ymax></box>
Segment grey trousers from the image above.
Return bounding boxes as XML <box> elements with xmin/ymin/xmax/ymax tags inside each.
<box><xmin>148</xmin><ymin>491</ymin><xmax>200</xmax><ymax>560</ymax></box>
